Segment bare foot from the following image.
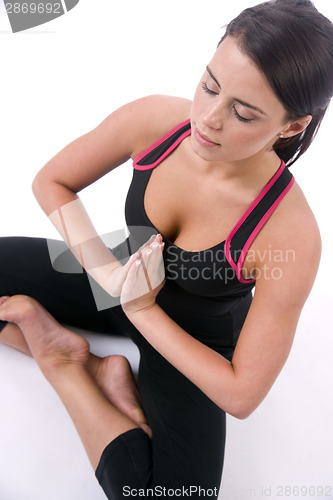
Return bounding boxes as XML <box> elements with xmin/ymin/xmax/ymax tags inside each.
<box><xmin>0</xmin><ymin>295</ymin><xmax>90</xmax><ymax>373</ymax></box>
<box><xmin>93</xmin><ymin>355</ymin><xmax>152</xmax><ymax>439</ymax></box>
<box><xmin>0</xmin><ymin>295</ymin><xmax>152</xmax><ymax>438</ymax></box>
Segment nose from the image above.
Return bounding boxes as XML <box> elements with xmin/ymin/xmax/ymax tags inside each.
<box><xmin>202</xmin><ymin>103</ymin><xmax>223</xmax><ymax>130</ymax></box>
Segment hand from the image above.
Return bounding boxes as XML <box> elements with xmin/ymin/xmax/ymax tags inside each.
<box><xmin>120</xmin><ymin>236</ymin><xmax>165</xmax><ymax>316</ymax></box>
<box><xmin>103</xmin><ymin>234</ymin><xmax>162</xmax><ymax>297</ymax></box>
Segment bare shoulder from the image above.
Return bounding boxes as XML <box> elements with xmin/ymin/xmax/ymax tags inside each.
<box><xmin>104</xmin><ymin>94</ymin><xmax>192</xmax><ymax>159</ymax></box>
<box><xmin>34</xmin><ymin>95</ymin><xmax>192</xmax><ymax>194</ymax></box>
<box><xmin>130</xmin><ymin>94</ymin><xmax>192</xmax><ymax>158</ymax></box>
<box><xmin>291</xmin><ymin>181</ymin><xmax>321</xmax><ymax>243</ymax></box>
<box><xmin>278</xmin><ymin>180</ymin><xmax>320</xmax><ymax>253</ymax></box>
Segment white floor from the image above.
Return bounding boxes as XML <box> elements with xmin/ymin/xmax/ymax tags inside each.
<box><xmin>0</xmin><ymin>291</ymin><xmax>332</xmax><ymax>500</ymax></box>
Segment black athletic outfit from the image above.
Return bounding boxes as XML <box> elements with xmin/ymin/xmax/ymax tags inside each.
<box><xmin>0</xmin><ymin>119</ymin><xmax>294</xmax><ymax>498</ymax></box>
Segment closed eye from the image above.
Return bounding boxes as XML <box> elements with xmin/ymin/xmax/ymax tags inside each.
<box><xmin>201</xmin><ymin>81</ymin><xmax>218</xmax><ymax>95</ymax></box>
<box><xmin>202</xmin><ymin>80</ymin><xmax>254</xmax><ymax>124</ymax></box>
<box><xmin>232</xmin><ymin>105</ymin><xmax>254</xmax><ymax>124</ymax></box>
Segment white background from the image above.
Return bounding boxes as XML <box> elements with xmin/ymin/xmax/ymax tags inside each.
<box><xmin>0</xmin><ymin>1</ymin><xmax>332</xmax><ymax>499</ymax></box>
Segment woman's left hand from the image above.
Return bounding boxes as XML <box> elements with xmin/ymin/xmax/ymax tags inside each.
<box><xmin>120</xmin><ymin>235</ymin><xmax>165</xmax><ymax>316</ymax></box>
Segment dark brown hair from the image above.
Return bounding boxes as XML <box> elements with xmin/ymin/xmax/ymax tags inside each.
<box><xmin>219</xmin><ymin>0</ymin><xmax>333</xmax><ymax>166</ymax></box>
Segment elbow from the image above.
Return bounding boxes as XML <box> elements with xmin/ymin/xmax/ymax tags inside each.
<box><xmin>31</xmin><ymin>170</ymin><xmax>60</xmax><ymax>206</ymax></box>
<box><xmin>231</xmin><ymin>406</ymin><xmax>254</xmax><ymax>420</ymax></box>
<box><xmin>221</xmin><ymin>366</ymin><xmax>260</xmax><ymax>419</ymax></box>
<box><xmin>222</xmin><ymin>397</ymin><xmax>258</xmax><ymax>420</ymax></box>
<box><xmin>32</xmin><ymin>171</ymin><xmax>44</xmax><ymax>200</ymax></box>
<box><xmin>225</xmin><ymin>403</ymin><xmax>251</xmax><ymax>420</ymax></box>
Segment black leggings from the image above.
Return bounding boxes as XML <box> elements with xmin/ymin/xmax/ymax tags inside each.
<box><xmin>0</xmin><ymin>237</ymin><xmax>226</xmax><ymax>499</ymax></box>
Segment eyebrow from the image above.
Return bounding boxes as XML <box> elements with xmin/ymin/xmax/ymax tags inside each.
<box><xmin>206</xmin><ymin>65</ymin><xmax>267</xmax><ymax>116</ymax></box>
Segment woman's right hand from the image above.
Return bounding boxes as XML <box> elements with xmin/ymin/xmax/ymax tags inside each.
<box><xmin>105</xmin><ymin>234</ymin><xmax>163</xmax><ymax>297</ymax></box>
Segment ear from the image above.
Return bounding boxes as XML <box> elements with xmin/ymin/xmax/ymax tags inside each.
<box><xmin>282</xmin><ymin>115</ymin><xmax>312</xmax><ymax>138</ymax></box>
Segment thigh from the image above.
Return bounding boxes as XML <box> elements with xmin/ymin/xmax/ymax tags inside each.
<box><xmin>0</xmin><ymin>236</ymin><xmax>127</xmax><ymax>334</ymax></box>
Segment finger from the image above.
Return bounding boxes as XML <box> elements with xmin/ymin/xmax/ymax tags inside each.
<box><xmin>122</xmin><ymin>259</ymin><xmax>150</xmax><ymax>303</ymax></box>
<box><xmin>140</xmin><ymin>249</ymin><xmax>153</xmax><ymax>291</ymax></box>
<box><xmin>152</xmin><ymin>233</ymin><xmax>162</xmax><ymax>243</ymax></box>
<box><xmin>123</xmin><ymin>253</ymin><xmax>139</xmax><ymax>271</ymax></box>
<box><xmin>134</xmin><ymin>259</ymin><xmax>151</xmax><ymax>298</ymax></box>
<box><xmin>138</xmin><ymin>234</ymin><xmax>157</xmax><ymax>252</ymax></box>
<box><xmin>145</xmin><ymin>242</ymin><xmax>165</xmax><ymax>289</ymax></box>
<box><xmin>153</xmin><ymin>243</ymin><xmax>165</xmax><ymax>284</ymax></box>
<box><xmin>158</xmin><ymin>245</ymin><xmax>166</xmax><ymax>280</ymax></box>
<box><xmin>138</xmin><ymin>234</ymin><xmax>161</xmax><ymax>255</ymax></box>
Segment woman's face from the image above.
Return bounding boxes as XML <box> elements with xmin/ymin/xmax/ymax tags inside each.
<box><xmin>190</xmin><ymin>36</ymin><xmax>290</xmax><ymax>165</ymax></box>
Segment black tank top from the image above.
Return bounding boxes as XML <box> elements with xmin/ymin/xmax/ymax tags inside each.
<box><xmin>123</xmin><ymin>119</ymin><xmax>295</xmax><ymax>359</ymax></box>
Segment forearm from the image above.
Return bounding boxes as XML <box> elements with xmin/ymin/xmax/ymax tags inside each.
<box><xmin>48</xmin><ymin>196</ymin><xmax>122</xmax><ymax>272</ymax></box>
<box><xmin>33</xmin><ymin>177</ymin><xmax>124</xmax><ymax>295</ymax></box>
<box><xmin>125</xmin><ymin>304</ymin><xmax>243</xmax><ymax>418</ymax></box>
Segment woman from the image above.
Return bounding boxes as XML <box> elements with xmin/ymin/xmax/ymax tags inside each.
<box><xmin>1</xmin><ymin>0</ymin><xmax>332</xmax><ymax>497</ymax></box>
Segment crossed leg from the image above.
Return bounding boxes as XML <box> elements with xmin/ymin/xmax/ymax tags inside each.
<box><xmin>0</xmin><ymin>295</ymin><xmax>151</xmax><ymax>470</ymax></box>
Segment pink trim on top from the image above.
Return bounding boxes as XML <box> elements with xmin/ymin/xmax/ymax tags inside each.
<box><xmin>224</xmin><ymin>160</ymin><xmax>288</xmax><ymax>284</ymax></box>
<box><xmin>236</xmin><ymin>176</ymin><xmax>295</xmax><ymax>282</ymax></box>
<box><xmin>133</xmin><ymin>119</ymin><xmax>191</xmax><ymax>171</ymax></box>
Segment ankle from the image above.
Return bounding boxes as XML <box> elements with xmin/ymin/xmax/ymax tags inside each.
<box><xmin>41</xmin><ymin>356</ymin><xmax>89</xmax><ymax>385</ymax></box>
<box><xmin>36</xmin><ymin>341</ymin><xmax>90</xmax><ymax>380</ymax></box>
<box><xmin>87</xmin><ymin>353</ymin><xmax>103</xmax><ymax>380</ymax></box>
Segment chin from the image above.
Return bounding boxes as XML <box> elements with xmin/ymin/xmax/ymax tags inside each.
<box><xmin>190</xmin><ymin>136</ymin><xmax>219</xmax><ymax>160</ymax></box>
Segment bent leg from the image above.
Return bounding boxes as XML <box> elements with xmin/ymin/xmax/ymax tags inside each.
<box><xmin>0</xmin><ymin>236</ymin><xmax>127</xmax><ymax>334</ymax></box>
<box><xmin>0</xmin><ymin>295</ymin><xmax>145</xmax><ymax>471</ymax></box>
<box><xmin>0</xmin><ymin>237</ymin><xmax>227</xmax><ymax>497</ymax></box>
<box><xmin>0</xmin><ymin>236</ymin><xmax>153</xmax><ymax>443</ymax></box>
<box><xmin>0</xmin><ymin>307</ymin><xmax>151</xmax><ymax>439</ymax></box>
<box><xmin>0</xmin><ymin>295</ymin><xmax>226</xmax><ymax>498</ymax></box>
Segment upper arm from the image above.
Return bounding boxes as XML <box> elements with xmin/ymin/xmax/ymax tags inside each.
<box><xmin>231</xmin><ymin>209</ymin><xmax>321</xmax><ymax>418</ymax></box>
<box><xmin>33</xmin><ymin>94</ymin><xmax>191</xmax><ymax>194</ymax></box>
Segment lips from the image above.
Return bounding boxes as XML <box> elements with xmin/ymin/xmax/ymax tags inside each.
<box><xmin>195</xmin><ymin>127</ymin><xmax>220</xmax><ymax>147</ymax></box>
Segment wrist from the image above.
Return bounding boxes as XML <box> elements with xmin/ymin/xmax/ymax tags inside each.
<box><xmin>88</xmin><ymin>260</ymin><xmax>122</xmax><ymax>284</ymax></box>
<box><xmin>122</xmin><ymin>301</ymin><xmax>160</xmax><ymax>321</ymax></box>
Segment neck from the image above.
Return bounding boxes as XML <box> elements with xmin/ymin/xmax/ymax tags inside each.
<box><xmin>187</xmin><ymin>143</ymin><xmax>282</xmax><ymax>188</ymax></box>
